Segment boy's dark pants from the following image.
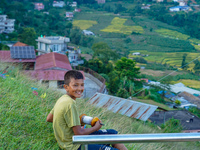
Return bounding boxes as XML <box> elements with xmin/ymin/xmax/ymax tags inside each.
<box><xmin>77</xmin><ymin>129</ymin><xmax>119</xmax><ymax>150</ymax></box>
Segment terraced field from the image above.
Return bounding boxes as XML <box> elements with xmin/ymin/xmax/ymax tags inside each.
<box><xmin>155</xmin><ymin>29</ymin><xmax>190</xmax><ymax>40</ymax></box>
<box><xmin>73</xmin><ymin>7</ymin><xmax>200</xmax><ymax>72</ymax></box>
<box><xmin>129</xmin><ymin>50</ymin><xmax>200</xmax><ymax>70</ymax></box>
<box><xmin>171</xmin><ymin>79</ymin><xmax>200</xmax><ymax>89</ymax></box>
<box><xmin>73</xmin><ymin>20</ymin><xmax>97</xmax><ymax>30</ymax></box>
<box><xmin>101</xmin><ymin>17</ymin><xmax>144</xmax><ymax>34</ymax></box>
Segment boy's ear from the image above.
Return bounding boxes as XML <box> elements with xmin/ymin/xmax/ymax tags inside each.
<box><xmin>63</xmin><ymin>84</ymin><xmax>68</xmax><ymax>91</ymax></box>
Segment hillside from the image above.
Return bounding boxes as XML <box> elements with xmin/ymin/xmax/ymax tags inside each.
<box><xmin>73</xmin><ymin>6</ymin><xmax>200</xmax><ymax>71</ymax></box>
<box><xmin>0</xmin><ymin>63</ymin><xmax>200</xmax><ymax>149</ymax></box>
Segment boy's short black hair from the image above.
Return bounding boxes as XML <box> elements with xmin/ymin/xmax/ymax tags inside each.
<box><xmin>64</xmin><ymin>70</ymin><xmax>83</xmax><ymax>85</ymax></box>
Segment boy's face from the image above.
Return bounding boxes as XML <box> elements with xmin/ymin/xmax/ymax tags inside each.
<box><xmin>64</xmin><ymin>78</ymin><xmax>84</xmax><ymax>100</ymax></box>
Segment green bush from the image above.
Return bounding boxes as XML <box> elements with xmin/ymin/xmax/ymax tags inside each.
<box><xmin>175</xmin><ymin>100</ymin><xmax>181</xmax><ymax>105</ymax></box>
<box><xmin>161</xmin><ymin>118</ymin><xmax>183</xmax><ymax>133</ymax></box>
<box><xmin>116</xmin><ymin>88</ymin><xmax>129</xmax><ymax>99</ymax></box>
<box><xmin>188</xmin><ymin>107</ymin><xmax>200</xmax><ymax>118</ymax></box>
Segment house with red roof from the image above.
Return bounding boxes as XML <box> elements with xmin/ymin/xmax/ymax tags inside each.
<box><xmin>26</xmin><ymin>52</ymin><xmax>84</xmax><ymax>89</ymax></box>
<box><xmin>13</xmin><ymin>42</ymin><xmax>28</xmax><ymax>47</ymax></box>
<box><xmin>0</xmin><ymin>42</ymin><xmax>36</xmax><ymax>70</ymax></box>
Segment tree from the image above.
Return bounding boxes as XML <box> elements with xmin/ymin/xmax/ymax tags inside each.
<box><xmin>117</xmin><ymin>76</ymin><xmax>135</xmax><ymax>98</ymax></box>
<box><xmin>116</xmin><ymin>88</ymin><xmax>129</xmax><ymax>99</ymax></box>
<box><xmin>92</xmin><ymin>42</ymin><xmax>118</xmax><ymax>64</ymax></box>
<box><xmin>115</xmin><ymin>57</ymin><xmax>140</xmax><ymax>81</ymax></box>
<box><xmin>181</xmin><ymin>53</ymin><xmax>188</xmax><ymax>69</ymax></box>
<box><xmin>106</xmin><ymin>70</ymin><xmax>120</xmax><ymax>94</ymax></box>
<box><xmin>18</xmin><ymin>27</ymin><xmax>37</xmax><ymax>47</ymax></box>
<box><xmin>69</xmin><ymin>28</ymin><xmax>82</xmax><ymax>45</ymax></box>
<box><xmin>193</xmin><ymin>59</ymin><xmax>200</xmax><ymax>75</ymax></box>
<box><xmin>87</xmin><ymin>58</ymin><xmax>104</xmax><ymax>73</ymax></box>
<box><xmin>0</xmin><ymin>43</ymin><xmax>10</xmax><ymax>50</ymax></box>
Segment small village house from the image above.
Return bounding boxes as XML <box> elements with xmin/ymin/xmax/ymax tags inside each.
<box><xmin>34</xmin><ymin>3</ymin><xmax>44</xmax><ymax>11</ymax></box>
<box><xmin>0</xmin><ymin>42</ymin><xmax>36</xmax><ymax>70</ymax></box>
<box><xmin>27</xmin><ymin>52</ymin><xmax>73</xmax><ymax>89</ymax></box>
<box><xmin>82</xmin><ymin>30</ymin><xmax>95</xmax><ymax>36</ymax></box>
<box><xmin>66</xmin><ymin>46</ymin><xmax>84</xmax><ymax>66</ymax></box>
<box><xmin>0</xmin><ymin>15</ymin><xmax>15</xmax><ymax>34</ymax></box>
<box><xmin>36</xmin><ymin>36</ymin><xmax>70</xmax><ymax>55</ymax></box>
<box><xmin>53</xmin><ymin>1</ymin><xmax>65</xmax><ymax>7</ymax></box>
<box><xmin>70</xmin><ymin>1</ymin><xmax>77</xmax><ymax>7</ymax></box>
<box><xmin>96</xmin><ymin>0</ymin><xmax>106</xmax><ymax>4</ymax></box>
<box><xmin>169</xmin><ymin>5</ymin><xmax>190</xmax><ymax>12</ymax></box>
<box><xmin>74</xmin><ymin>8</ymin><xmax>81</xmax><ymax>12</ymax></box>
<box><xmin>66</xmin><ymin>12</ymin><xmax>74</xmax><ymax>18</ymax></box>
<box><xmin>132</xmin><ymin>52</ymin><xmax>140</xmax><ymax>55</ymax></box>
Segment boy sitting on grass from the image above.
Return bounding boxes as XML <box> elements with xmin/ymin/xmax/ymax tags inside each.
<box><xmin>47</xmin><ymin>70</ymin><xmax>127</xmax><ymax>150</ymax></box>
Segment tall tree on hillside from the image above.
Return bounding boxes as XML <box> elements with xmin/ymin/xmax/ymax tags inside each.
<box><xmin>115</xmin><ymin>57</ymin><xmax>140</xmax><ymax>81</ymax></box>
<box><xmin>92</xmin><ymin>42</ymin><xmax>118</xmax><ymax>64</ymax></box>
<box><xmin>18</xmin><ymin>27</ymin><xmax>37</xmax><ymax>48</ymax></box>
<box><xmin>193</xmin><ymin>59</ymin><xmax>200</xmax><ymax>75</ymax></box>
<box><xmin>70</xmin><ymin>28</ymin><xmax>82</xmax><ymax>45</ymax></box>
<box><xmin>181</xmin><ymin>53</ymin><xmax>188</xmax><ymax>69</ymax></box>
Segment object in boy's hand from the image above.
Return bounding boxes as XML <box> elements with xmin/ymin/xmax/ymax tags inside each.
<box><xmin>79</xmin><ymin>114</ymin><xmax>104</xmax><ymax>126</ymax></box>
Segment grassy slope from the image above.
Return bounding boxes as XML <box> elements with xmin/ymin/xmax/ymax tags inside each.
<box><xmin>0</xmin><ymin>63</ymin><xmax>200</xmax><ymax>149</ymax></box>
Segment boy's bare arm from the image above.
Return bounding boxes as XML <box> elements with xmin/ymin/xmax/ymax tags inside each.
<box><xmin>73</xmin><ymin>120</ymin><xmax>102</xmax><ymax>135</ymax></box>
<box><xmin>46</xmin><ymin>113</ymin><xmax>53</xmax><ymax>122</ymax></box>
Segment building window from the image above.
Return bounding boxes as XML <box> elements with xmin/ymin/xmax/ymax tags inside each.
<box><xmin>57</xmin><ymin>81</ymin><xmax>64</xmax><ymax>88</ymax></box>
<box><xmin>42</xmin><ymin>80</ymin><xmax>49</xmax><ymax>88</ymax></box>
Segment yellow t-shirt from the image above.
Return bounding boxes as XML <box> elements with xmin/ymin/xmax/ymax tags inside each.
<box><xmin>51</xmin><ymin>95</ymin><xmax>81</xmax><ymax>150</ymax></box>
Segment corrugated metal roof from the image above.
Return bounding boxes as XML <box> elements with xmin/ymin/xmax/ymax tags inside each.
<box><xmin>88</xmin><ymin>93</ymin><xmax>158</xmax><ymax>121</ymax></box>
<box><xmin>35</xmin><ymin>52</ymin><xmax>72</xmax><ymax>70</ymax></box>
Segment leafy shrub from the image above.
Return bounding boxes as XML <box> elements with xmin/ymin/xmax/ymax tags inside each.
<box><xmin>133</xmin><ymin>57</ymin><xmax>147</xmax><ymax>64</ymax></box>
<box><xmin>148</xmin><ymin>94</ymin><xmax>158</xmax><ymax>101</ymax></box>
<box><xmin>161</xmin><ymin>118</ymin><xmax>182</xmax><ymax>133</ymax></box>
<box><xmin>175</xmin><ymin>100</ymin><xmax>181</xmax><ymax>105</ymax></box>
<box><xmin>145</xmin><ymin>63</ymin><xmax>167</xmax><ymax>71</ymax></box>
<box><xmin>188</xmin><ymin>107</ymin><xmax>200</xmax><ymax>118</ymax></box>
<box><xmin>116</xmin><ymin>88</ymin><xmax>129</xmax><ymax>99</ymax></box>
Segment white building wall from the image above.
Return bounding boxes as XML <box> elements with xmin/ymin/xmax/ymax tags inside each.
<box><xmin>170</xmin><ymin>8</ymin><xmax>180</xmax><ymax>12</ymax></box>
<box><xmin>49</xmin><ymin>81</ymin><xmax>58</xmax><ymax>88</ymax></box>
<box><xmin>0</xmin><ymin>15</ymin><xmax>15</xmax><ymax>33</ymax></box>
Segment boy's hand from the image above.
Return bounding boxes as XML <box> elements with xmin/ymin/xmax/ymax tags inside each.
<box><xmin>94</xmin><ymin>120</ymin><xmax>102</xmax><ymax>131</ymax></box>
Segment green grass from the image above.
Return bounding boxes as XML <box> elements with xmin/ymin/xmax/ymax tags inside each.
<box><xmin>1</xmin><ymin>63</ymin><xmax>200</xmax><ymax>149</ymax></box>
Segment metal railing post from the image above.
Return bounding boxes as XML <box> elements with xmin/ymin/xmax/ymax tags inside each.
<box><xmin>73</xmin><ymin>133</ymin><xmax>200</xmax><ymax>145</ymax></box>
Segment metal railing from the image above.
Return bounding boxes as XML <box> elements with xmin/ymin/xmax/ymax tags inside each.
<box><xmin>73</xmin><ymin>133</ymin><xmax>200</xmax><ymax>150</ymax></box>
<box><xmin>73</xmin><ymin>66</ymin><xmax>106</xmax><ymax>93</ymax></box>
